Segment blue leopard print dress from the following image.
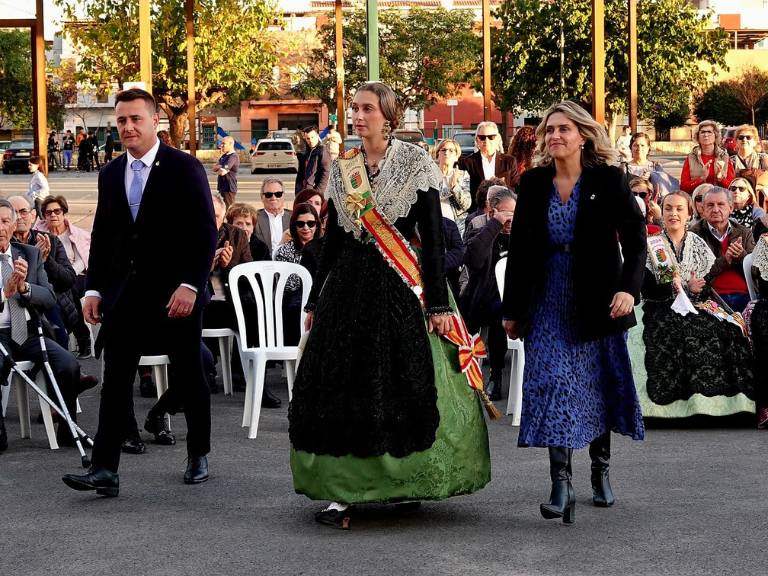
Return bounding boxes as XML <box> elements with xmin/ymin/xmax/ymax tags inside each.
<box><xmin>518</xmin><ymin>181</ymin><xmax>645</xmax><ymax>448</ymax></box>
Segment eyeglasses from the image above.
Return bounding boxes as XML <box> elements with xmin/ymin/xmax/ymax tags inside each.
<box><xmin>737</xmin><ymin>135</ymin><xmax>753</xmax><ymax>141</ymax></box>
<box><xmin>729</xmin><ymin>186</ymin><xmax>749</xmax><ymax>192</ymax></box>
<box><xmin>295</xmin><ymin>220</ymin><xmax>317</xmax><ymax>229</ymax></box>
<box><xmin>262</xmin><ymin>191</ymin><xmax>284</xmax><ymax>199</ymax></box>
<box><xmin>44</xmin><ymin>208</ymin><xmax>63</xmax><ymax>216</ymax></box>
<box><xmin>439</xmin><ymin>148</ymin><xmax>458</xmax><ymax>154</ymax></box>
<box><xmin>476</xmin><ymin>134</ymin><xmax>497</xmax><ymax>141</ymax></box>
<box><xmin>16</xmin><ymin>208</ymin><xmax>31</xmax><ymax>216</ymax></box>
<box><xmin>698</xmin><ymin>130</ymin><xmax>715</xmax><ymax>136</ymax></box>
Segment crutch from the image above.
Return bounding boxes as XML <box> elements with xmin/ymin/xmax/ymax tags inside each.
<box><xmin>0</xmin><ymin>340</ymin><xmax>93</xmax><ymax>467</ymax></box>
<box><xmin>31</xmin><ymin>312</ymin><xmax>94</xmax><ymax>468</ymax></box>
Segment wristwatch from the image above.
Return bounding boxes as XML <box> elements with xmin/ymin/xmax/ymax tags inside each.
<box><xmin>20</xmin><ymin>282</ymin><xmax>30</xmax><ymax>295</ymax></box>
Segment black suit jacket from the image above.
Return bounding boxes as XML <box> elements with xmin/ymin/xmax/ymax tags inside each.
<box><xmin>296</xmin><ymin>144</ymin><xmax>331</xmax><ymax>194</ymax></box>
<box><xmin>459</xmin><ymin>151</ymin><xmax>514</xmax><ymax>211</ymax></box>
<box><xmin>7</xmin><ymin>243</ymin><xmax>56</xmax><ymax>328</ymax></box>
<box><xmin>87</xmin><ymin>142</ymin><xmax>217</xmax><ymax>333</ymax></box>
<box><xmin>502</xmin><ymin>163</ymin><xmax>647</xmax><ymax>341</ymax></box>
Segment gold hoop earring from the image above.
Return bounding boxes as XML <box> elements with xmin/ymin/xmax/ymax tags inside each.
<box><xmin>382</xmin><ymin>120</ymin><xmax>392</xmax><ymax>140</ymax></box>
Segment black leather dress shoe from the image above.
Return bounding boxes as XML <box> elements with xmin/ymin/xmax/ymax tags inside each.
<box><xmin>261</xmin><ymin>388</ymin><xmax>282</xmax><ymax>409</ymax></box>
<box><xmin>315</xmin><ymin>507</ymin><xmax>352</xmax><ymax>530</ymax></box>
<box><xmin>121</xmin><ymin>434</ymin><xmax>146</xmax><ymax>454</ymax></box>
<box><xmin>62</xmin><ymin>467</ymin><xmax>119</xmax><ymax>497</ymax></box>
<box><xmin>139</xmin><ymin>375</ymin><xmax>156</xmax><ymax>398</ymax></box>
<box><xmin>77</xmin><ymin>374</ymin><xmax>99</xmax><ymax>395</ymax></box>
<box><xmin>0</xmin><ymin>427</ymin><xmax>7</xmax><ymax>453</ymax></box>
<box><xmin>144</xmin><ymin>415</ymin><xmax>176</xmax><ymax>446</ymax></box>
<box><xmin>184</xmin><ymin>455</ymin><xmax>209</xmax><ymax>484</ymax></box>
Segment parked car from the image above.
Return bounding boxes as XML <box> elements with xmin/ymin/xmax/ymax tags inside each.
<box><xmin>250</xmin><ymin>138</ymin><xmax>299</xmax><ymax>173</ymax></box>
<box><xmin>343</xmin><ymin>135</ymin><xmax>362</xmax><ymax>151</ymax></box>
<box><xmin>2</xmin><ymin>140</ymin><xmax>34</xmax><ymax>174</ymax></box>
<box><xmin>393</xmin><ymin>129</ymin><xmax>428</xmax><ymax>151</ymax></box>
<box><xmin>721</xmin><ymin>126</ymin><xmax>738</xmax><ymax>155</ymax></box>
<box><xmin>0</xmin><ymin>141</ymin><xmax>10</xmax><ymax>169</ymax></box>
<box><xmin>452</xmin><ymin>131</ymin><xmax>477</xmax><ymax>158</ymax></box>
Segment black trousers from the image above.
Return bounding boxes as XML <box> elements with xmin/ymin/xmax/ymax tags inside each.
<box><xmin>0</xmin><ymin>328</ymin><xmax>80</xmax><ymax>441</ymax></box>
<box><xmin>91</xmin><ymin>296</ymin><xmax>210</xmax><ymax>472</ymax></box>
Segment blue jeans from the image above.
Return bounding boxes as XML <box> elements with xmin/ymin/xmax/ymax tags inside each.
<box><xmin>719</xmin><ymin>292</ymin><xmax>751</xmax><ymax>314</ymax></box>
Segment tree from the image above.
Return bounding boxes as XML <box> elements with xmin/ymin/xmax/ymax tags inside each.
<box><xmin>56</xmin><ymin>0</ymin><xmax>280</xmax><ymax>146</ymax></box>
<box><xmin>729</xmin><ymin>66</ymin><xmax>768</xmax><ymax>127</ymax></box>
<box><xmin>0</xmin><ymin>30</ymin><xmax>33</xmax><ymax>129</ymax></box>
<box><xmin>492</xmin><ymin>0</ymin><xmax>731</xmax><ymax>132</ymax></box>
<box><xmin>296</xmin><ymin>8</ymin><xmax>480</xmax><ymax>114</ymax></box>
<box><xmin>694</xmin><ymin>81</ymin><xmax>750</xmax><ymax>127</ymax></box>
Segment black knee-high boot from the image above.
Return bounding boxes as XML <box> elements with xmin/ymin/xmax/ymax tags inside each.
<box><xmin>589</xmin><ymin>432</ymin><xmax>615</xmax><ymax>507</ymax></box>
<box><xmin>540</xmin><ymin>446</ymin><xmax>575</xmax><ymax>524</ymax></box>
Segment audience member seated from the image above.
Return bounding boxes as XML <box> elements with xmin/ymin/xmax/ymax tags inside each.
<box><xmin>629</xmin><ymin>177</ymin><xmax>662</xmax><ymax>234</ymax></box>
<box><xmin>0</xmin><ymin>199</ymin><xmax>92</xmax><ymax>452</ymax></box>
<box><xmin>690</xmin><ymin>183</ymin><xmax>713</xmax><ymax>224</ymax></box>
<box><xmin>728</xmin><ymin>176</ymin><xmax>765</xmax><ymax>228</ymax></box>
<box><xmin>505</xmin><ymin>126</ymin><xmax>536</xmax><ymax>189</ymax></box>
<box><xmin>747</xmin><ymin>230</ymin><xmax>768</xmax><ymax>428</ymax></box>
<box><xmin>623</xmin><ymin>132</ymin><xmax>677</xmax><ymax>196</ymax></box>
<box><xmin>34</xmin><ymin>195</ymin><xmax>92</xmax><ymax>358</ymax></box>
<box><xmin>690</xmin><ymin>186</ymin><xmax>755</xmax><ymax>313</ymax></box>
<box><xmin>462</xmin><ymin>176</ymin><xmax>507</xmax><ymax>240</ymax></box>
<box><xmin>8</xmin><ymin>195</ymin><xmax>76</xmax><ymax>348</ymax></box>
<box><xmin>253</xmin><ymin>177</ymin><xmax>292</xmax><ymax>257</ymax></box>
<box><xmin>225</xmin><ymin>202</ymin><xmax>271</xmax><ymax>261</ymax></box>
<box><xmin>434</xmin><ymin>139</ymin><xmax>471</xmax><ymax>236</ymax></box>
<box><xmin>730</xmin><ymin>124</ymin><xmax>768</xmax><ymax>172</ymax></box>
<box><xmin>274</xmin><ymin>203</ymin><xmax>319</xmax><ymax>347</ymax></box>
<box><xmin>461</xmin><ymin>185</ymin><xmax>517</xmax><ymax>401</ymax></box>
<box><xmin>627</xmin><ymin>191</ymin><xmax>754</xmax><ymax>418</ymax></box>
<box><xmin>294</xmin><ymin>187</ymin><xmax>326</xmax><ymax>234</ymax></box>
<box><xmin>680</xmin><ymin>120</ymin><xmax>734</xmax><ymax>193</ymax></box>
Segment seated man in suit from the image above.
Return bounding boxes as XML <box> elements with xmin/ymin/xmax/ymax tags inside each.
<box><xmin>690</xmin><ymin>186</ymin><xmax>755</xmax><ymax>313</ymax></box>
<box><xmin>458</xmin><ymin>122</ymin><xmax>513</xmax><ymax>213</ymax></box>
<box><xmin>0</xmin><ymin>199</ymin><xmax>84</xmax><ymax>452</ymax></box>
<box><xmin>253</xmin><ymin>177</ymin><xmax>292</xmax><ymax>257</ymax></box>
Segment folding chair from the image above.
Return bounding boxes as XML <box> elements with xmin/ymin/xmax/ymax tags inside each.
<box><xmin>229</xmin><ymin>261</ymin><xmax>312</xmax><ymax>439</ymax></box>
<box><xmin>202</xmin><ymin>328</ymin><xmax>236</xmax><ymax>395</ymax></box>
<box><xmin>2</xmin><ymin>361</ymin><xmax>59</xmax><ymax>449</ymax></box>
<box><xmin>744</xmin><ymin>252</ymin><xmax>758</xmax><ymax>301</ymax></box>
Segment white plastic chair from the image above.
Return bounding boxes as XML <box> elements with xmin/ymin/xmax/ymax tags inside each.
<box><xmin>744</xmin><ymin>252</ymin><xmax>758</xmax><ymax>301</ymax></box>
<box><xmin>494</xmin><ymin>257</ymin><xmax>525</xmax><ymax>426</ymax></box>
<box><xmin>202</xmin><ymin>328</ymin><xmax>236</xmax><ymax>395</ymax></box>
<box><xmin>2</xmin><ymin>361</ymin><xmax>59</xmax><ymax>449</ymax></box>
<box><xmin>229</xmin><ymin>261</ymin><xmax>312</xmax><ymax>439</ymax></box>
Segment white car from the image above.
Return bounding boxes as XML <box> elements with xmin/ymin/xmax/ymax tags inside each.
<box><xmin>250</xmin><ymin>138</ymin><xmax>299</xmax><ymax>173</ymax></box>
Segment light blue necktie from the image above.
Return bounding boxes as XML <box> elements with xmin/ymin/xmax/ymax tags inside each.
<box><xmin>1</xmin><ymin>255</ymin><xmax>27</xmax><ymax>344</ymax></box>
<box><xmin>128</xmin><ymin>159</ymin><xmax>145</xmax><ymax>221</ymax></box>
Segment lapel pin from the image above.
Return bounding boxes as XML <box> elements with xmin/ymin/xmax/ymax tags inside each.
<box><xmin>590</xmin><ymin>194</ymin><xmax>596</xmax><ymax>200</ymax></box>
<box><xmin>155</xmin><ymin>161</ymin><xmax>160</xmax><ymax>167</ymax></box>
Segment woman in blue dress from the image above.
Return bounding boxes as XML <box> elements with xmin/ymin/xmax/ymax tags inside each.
<box><xmin>502</xmin><ymin>101</ymin><xmax>647</xmax><ymax>524</ymax></box>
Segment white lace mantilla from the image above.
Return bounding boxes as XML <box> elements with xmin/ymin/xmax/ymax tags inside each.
<box><xmin>326</xmin><ymin>138</ymin><xmax>443</xmax><ymax>238</ymax></box>
<box><xmin>645</xmin><ymin>232</ymin><xmax>716</xmax><ymax>279</ymax></box>
<box><xmin>752</xmin><ymin>235</ymin><xmax>768</xmax><ymax>281</ymax></box>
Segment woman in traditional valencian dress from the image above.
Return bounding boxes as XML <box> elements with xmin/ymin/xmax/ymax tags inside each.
<box><xmin>628</xmin><ymin>191</ymin><xmax>755</xmax><ymax>418</ymax></box>
<box><xmin>503</xmin><ymin>101</ymin><xmax>646</xmax><ymax>525</ymax></box>
<box><xmin>288</xmin><ymin>82</ymin><xmax>491</xmax><ymax>529</ymax></box>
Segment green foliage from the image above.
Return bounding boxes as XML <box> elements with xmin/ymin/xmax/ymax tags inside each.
<box><xmin>0</xmin><ymin>30</ymin><xmax>33</xmax><ymax>128</ymax></box>
<box><xmin>492</xmin><ymin>0</ymin><xmax>730</xmax><ymax>127</ymax></box>
<box><xmin>296</xmin><ymin>8</ymin><xmax>480</xmax><ymax>112</ymax></box>
<box><xmin>55</xmin><ymin>0</ymin><xmax>279</xmax><ymax>143</ymax></box>
<box><xmin>694</xmin><ymin>68</ymin><xmax>768</xmax><ymax>127</ymax></box>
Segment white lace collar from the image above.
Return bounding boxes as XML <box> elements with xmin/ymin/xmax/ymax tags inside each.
<box><xmin>646</xmin><ymin>231</ymin><xmax>715</xmax><ymax>280</ymax></box>
<box><xmin>327</xmin><ymin>138</ymin><xmax>443</xmax><ymax>238</ymax></box>
<box><xmin>752</xmin><ymin>235</ymin><xmax>768</xmax><ymax>281</ymax></box>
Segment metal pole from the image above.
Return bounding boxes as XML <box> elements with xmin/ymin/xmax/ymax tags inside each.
<box><xmin>628</xmin><ymin>0</ymin><xmax>638</xmax><ymax>132</ymax></box>
<box><xmin>366</xmin><ymin>0</ymin><xmax>379</xmax><ymax>81</ymax></box>
<box><xmin>32</xmin><ymin>0</ymin><xmax>48</xmax><ymax>174</ymax></box>
<box><xmin>186</xmin><ymin>0</ymin><xmax>196</xmax><ymax>155</ymax></box>
<box><xmin>591</xmin><ymin>0</ymin><xmax>605</xmax><ymax>125</ymax></box>
<box><xmin>335</xmin><ymin>0</ymin><xmax>346</xmax><ymax>140</ymax></box>
<box><xmin>139</xmin><ymin>0</ymin><xmax>152</xmax><ymax>93</ymax></box>
<box><xmin>482</xmin><ymin>0</ymin><xmax>492</xmax><ymax>121</ymax></box>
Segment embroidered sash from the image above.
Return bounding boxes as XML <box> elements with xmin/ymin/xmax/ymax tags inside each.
<box><xmin>337</xmin><ymin>148</ymin><xmax>500</xmax><ymax>419</ymax></box>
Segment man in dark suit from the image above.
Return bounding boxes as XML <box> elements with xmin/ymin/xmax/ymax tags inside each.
<box><xmin>253</xmin><ymin>177</ymin><xmax>292</xmax><ymax>257</ymax></box>
<box><xmin>458</xmin><ymin>121</ymin><xmax>513</xmax><ymax>213</ymax></box>
<box><xmin>62</xmin><ymin>88</ymin><xmax>217</xmax><ymax>496</ymax></box>
<box><xmin>0</xmin><ymin>199</ymin><xmax>82</xmax><ymax>452</ymax></box>
<box><xmin>295</xmin><ymin>125</ymin><xmax>331</xmax><ymax>195</ymax></box>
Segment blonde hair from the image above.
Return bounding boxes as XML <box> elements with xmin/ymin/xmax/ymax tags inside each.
<box><xmin>735</xmin><ymin>124</ymin><xmax>760</xmax><ymax>143</ymax></box>
<box><xmin>434</xmin><ymin>138</ymin><xmax>461</xmax><ymax>160</ymax></box>
<box><xmin>532</xmin><ymin>101</ymin><xmax>617</xmax><ymax>168</ymax></box>
<box><xmin>694</xmin><ymin>120</ymin><xmax>722</xmax><ymax>148</ymax></box>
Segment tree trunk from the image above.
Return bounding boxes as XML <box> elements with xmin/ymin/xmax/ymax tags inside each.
<box><xmin>167</xmin><ymin>111</ymin><xmax>188</xmax><ymax>149</ymax></box>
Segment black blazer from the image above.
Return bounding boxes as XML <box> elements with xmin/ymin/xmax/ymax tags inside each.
<box><xmin>459</xmin><ymin>151</ymin><xmax>514</xmax><ymax>211</ymax></box>
<box><xmin>296</xmin><ymin>144</ymin><xmax>331</xmax><ymax>194</ymax></box>
<box><xmin>502</xmin><ymin>163</ymin><xmax>647</xmax><ymax>341</ymax></box>
<box><xmin>5</xmin><ymin>243</ymin><xmax>56</xmax><ymax>336</ymax></box>
<box><xmin>87</xmin><ymin>142</ymin><xmax>217</xmax><ymax>326</ymax></box>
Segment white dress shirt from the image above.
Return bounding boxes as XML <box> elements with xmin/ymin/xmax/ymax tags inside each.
<box><xmin>481</xmin><ymin>152</ymin><xmax>497</xmax><ymax>180</ymax></box>
<box><xmin>0</xmin><ymin>244</ymin><xmax>30</xmax><ymax>330</ymax></box>
<box><xmin>267</xmin><ymin>210</ymin><xmax>286</xmax><ymax>255</ymax></box>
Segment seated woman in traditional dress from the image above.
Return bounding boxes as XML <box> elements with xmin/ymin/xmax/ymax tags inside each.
<box><xmin>748</xmin><ymin>229</ymin><xmax>768</xmax><ymax>428</ymax></box>
<box><xmin>628</xmin><ymin>191</ymin><xmax>755</xmax><ymax>418</ymax></box>
<box><xmin>288</xmin><ymin>81</ymin><xmax>490</xmax><ymax>529</ymax></box>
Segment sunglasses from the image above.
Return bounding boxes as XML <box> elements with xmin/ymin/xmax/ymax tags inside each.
<box><xmin>44</xmin><ymin>208</ymin><xmax>63</xmax><ymax>216</ymax></box>
<box><xmin>263</xmin><ymin>191</ymin><xmax>284</xmax><ymax>199</ymax></box>
<box><xmin>439</xmin><ymin>148</ymin><xmax>458</xmax><ymax>153</ymax></box>
<box><xmin>633</xmin><ymin>191</ymin><xmax>648</xmax><ymax>199</ymax></box>
<box><xmin>295</xmin><ymin>220</ymin><xmax>317</xmax><ymax>229</ymax></box>
<box><xmin>737</xmin><ymin>135</ymin><xmax>753</xmax><ymax>141</ymax></box>
<box><xmin>694</xmin><ymin>196</ymin><xmax>703</xmax><ymax>202</ymax></box>
<box><xmin>729</xmin><ymin>186</ymin><xmax>749</xmax><ymax>192</ymax></box>
<box><xmin>476</xmin><ymin>134</ymin><xmax>497</xmax><ymax>141</ymax></box>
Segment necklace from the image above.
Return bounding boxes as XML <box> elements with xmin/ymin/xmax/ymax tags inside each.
<box><xmin>361</xmin><ymin>140</ymin><xmax>390</xmax><ymax>179</ymax></box>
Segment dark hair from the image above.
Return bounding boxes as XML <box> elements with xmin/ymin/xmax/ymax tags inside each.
<box><xmin>226</xmin><ymin>202</ymin><xmax>258</xmax><ymax>227</ymax></box>
<box><xmin>661</xmin><ymin>190</ymin><xmax>695</xmax><ymax>221</ymax></box>
<box><xmin>476</xmin><ymin>177</ymin><xmax>506</xmax><ymax>210</ymax></box>
<box><xmin>29</xmin><ymin>155</ymin><xmax>41</xmax><ymax>165</ymax></box>
<box><xmin>115</xmin><ymin>88</ymin><xmax>157</xmax><ymax>113</ymax></box>
<box><xmin>629</xmin><ymin>132</ymin><xmax>651</xmax><ymax>149</ymax></box>
<box><xmin>507</xmin><ymin>126</ymin><xmax>536</xmax><ymax>187</ymax></box>
<box><xmin>302</xmin><ymin>125</ymin><xmax>319</xmax><ymax>134</ymax></box>
<box><xmin>289</xmin><ymin>202</ymin><xmax>320</xmax><ymax>246</ymax></box>
<box><xmin>294</xmin><ymin>187</ymin><xmax>325</xmax><ymax>212</ymax></box>
<box><xmin>41</xmin><ymin>195</ymin><xmax>69</xmax><ymax>214</ymax></box>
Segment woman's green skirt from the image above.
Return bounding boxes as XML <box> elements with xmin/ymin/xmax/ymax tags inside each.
<box><xmin>290</xmin><ymin>329</ymin><xmax>491</xmax><ymax>504</ymax></box>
